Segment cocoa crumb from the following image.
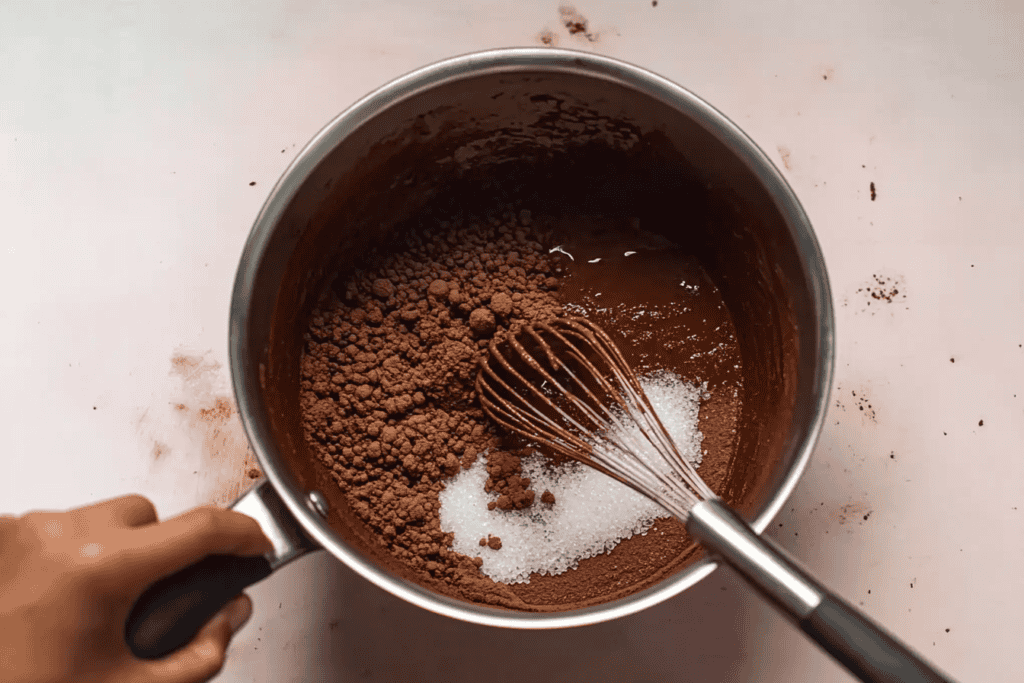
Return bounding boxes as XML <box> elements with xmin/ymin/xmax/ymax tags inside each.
<box><xmin>485</xmin><ymin>450</ymin><xmax>536</xmax><ymax>510</ymax></box>
<box><xmin>371</xmin><ymin>278</ymin><xmax>395</xmax><ymax>299</ymax></box>
<box><xmin>427</xmin><ymin>279</ymin><xmax>450</xmax><ymax>298</ymax></box>
<box><xmin>469</xmin><ymin>307</ymin><xmax>497</xmax><ymax>336</ymax></box>
<box><xmin>489</xmin><ymin>292</ymin><xmax>513</xmax><ymax>317</ymax></box>
<box><xmin>487</xmin><ymin>535</ymin><xmax>503</xmax><ymax>550</ymax></box>
<box><xmin>541</xmin><ymin>490</ymin><xmax>556</xmax><ymax>505</ymax></box>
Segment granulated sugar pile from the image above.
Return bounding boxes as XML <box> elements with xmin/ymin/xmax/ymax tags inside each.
<box><xmin>439</xmin><ymin>371</ymin><xmax>708</xmax><ymax>584</ymax></box>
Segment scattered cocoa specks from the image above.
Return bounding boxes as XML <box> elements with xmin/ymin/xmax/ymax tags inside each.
<box><xmin>870</xmin><ymin>182</ymin><xmax>876</xmax><ymax>200</ymax></box>
<box><xmin>249</xmin><ymin>181</ymin><xmax>256</xmax><ymax>186</ymax></box>
<box><xmin>652</xmin><ymin>0</ymin><xmax>657</xmax><ymax>5</ymax></box>
<box><xmin>247</xmin><ymin>467</ymin><xmax>261</xmax><ymax>479</ymax></box>
<box><xmin>890</xmin><ymin>451</ymin><xmax>895</xmax><ymax>459</ymax></box>
<box><xmin>945</xmin><ymin>628</ymin><xmax>950</xmax><ymax>633</ymax></box>
<box><xmin>836</xmin><ymin>502</ymin><xmax>872</xmax><ymax>526</ymax></box>
<box><xmin>559</xmin><ymin>4</ymin><xmax>597</xmax><ymax>41</ymax></box>
<box><xmin>950</xmin><ymin>357</ymin><xmax>955</xmax><ymax>363</ymax></box>
<box><xmin>854</xmin><ymin>273</ymin><xmax>906</xmax><ymax>313</ymax></box>
<box><xmin>538</xmin><ymin>29</ymin><xmax>557</xmax><ymax>45</ymax></box>
<box><xmin>852</xmin><ymin>391</ymin><xmax>876</xmax><ymax>421</ymax></box>
<box><xmin>978</xmin><ymin>419</ymin><xmax>984</xmax><ymax>426</ymax></box>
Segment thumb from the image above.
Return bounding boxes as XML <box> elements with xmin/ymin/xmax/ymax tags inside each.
<box><xmin>139</xmin><ymin>593</ymin><xmax>253</xmax><ymax>683</ymax></box>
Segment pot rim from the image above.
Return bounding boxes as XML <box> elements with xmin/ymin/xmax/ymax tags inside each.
<box><xmin>230</xmin><ymin>46</ymin><xmax>835</xmax><ymax>629</ymax></box>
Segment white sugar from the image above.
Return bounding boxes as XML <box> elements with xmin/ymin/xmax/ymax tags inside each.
<box><xmin>438</xmin><ymin>371</ymin><xmax>707</xmax><ymax>584</ymax></box>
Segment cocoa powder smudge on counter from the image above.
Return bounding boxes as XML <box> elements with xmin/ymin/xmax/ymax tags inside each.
<box><xmin>299</xmin><ymin>212</ymin><xmax>565</xmax><ymax>606</ymax></box>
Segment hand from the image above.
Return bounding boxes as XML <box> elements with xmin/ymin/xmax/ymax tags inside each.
<box><xmin>0</xmin><ymin>494</ymin><xmax>273</xmax><ymax>683</ymax></box>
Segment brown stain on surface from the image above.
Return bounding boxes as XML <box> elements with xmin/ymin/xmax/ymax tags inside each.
<box><xmin>559</xmin><ymin>5</ymin><xmax>598</xmax><ymax>41</ymax></box>
<box><xmin>777</xmin><ymin>145</ymin><xmax>792</xmax><ymax>170</ymax></box>
<box><xmin>159</xmin><ymin>352</ymin><xmax>260</xmax><ymax>504</ymax></box>
<box><xmin>537</xmin><ymin>29</ymin><xmax>558</xmax><ymax>46</ymax></box>
<box><xmin>170</xmin><ymin>354</ymin><xmax>201</xmax><ymax>376</ymax></box>
<box><xmin>198</xmin><ymin>396</ymin><xmax>234</xmax><ymax>425</ymax></box>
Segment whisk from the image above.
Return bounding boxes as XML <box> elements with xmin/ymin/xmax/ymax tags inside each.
<box><xmin>477</xmin><ymin>317</ymin><xmax>955</xmax><ymax>683</ymax></box>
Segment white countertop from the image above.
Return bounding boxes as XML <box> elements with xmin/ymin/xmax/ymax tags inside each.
<box><xmin>2</xmin><ymin>1</ymin><xmax>1021</xmax><ymax>681</ymax></box>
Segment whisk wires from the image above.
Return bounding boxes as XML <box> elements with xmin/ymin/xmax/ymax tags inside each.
<box><xmin>476</xmin><ymin>317</ymin><xmax>717</xmax><ymax>522</ymax></box>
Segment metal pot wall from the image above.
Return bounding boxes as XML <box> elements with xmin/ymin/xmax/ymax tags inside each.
<box><xmin>125</xmin><ymin>48</ymin><xmax>833</xmax><ymax>658</ymax></box>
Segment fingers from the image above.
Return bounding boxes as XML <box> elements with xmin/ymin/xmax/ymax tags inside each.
<box><xmin>124</xmin><ymin>506</ymin><xmax>273</xmax><ymax>580</ymax></box>
<box><xmin>76</xmin><ymin>494</ymin><xmax>159</xmax><ymax>529</ymax></box>
<box><xmin>135</xmin><ymin>593</ymin><xmax>253</xmax><ymax>683</ymax></box>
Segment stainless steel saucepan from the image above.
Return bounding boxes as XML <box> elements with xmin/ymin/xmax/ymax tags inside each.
<box><xmin>124</xmin><ymin>47</ymin><xmax>834</xmax><ymax>660</ymax></box>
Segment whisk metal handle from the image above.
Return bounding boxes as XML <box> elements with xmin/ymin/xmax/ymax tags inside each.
<box><xmin>687</xmin><ymin>499</ymin><xmax>957</xmax><ymax>683</ymax></box>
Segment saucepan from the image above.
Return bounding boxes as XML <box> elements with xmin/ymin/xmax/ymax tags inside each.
<box><xmin>124</xmin><ymin>47</ymin><xmax>833</xmax><ymax>659</ymax></box>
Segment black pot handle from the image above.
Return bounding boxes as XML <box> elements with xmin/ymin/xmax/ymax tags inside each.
<box><xmin>125</xmin><ymin>480</ymin><xmax>324</xmax><ymax>659</ymax></box>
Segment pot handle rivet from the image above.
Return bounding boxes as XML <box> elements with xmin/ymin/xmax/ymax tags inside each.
<box><xmin>306</xmin><ymin>490</ymin><xmax>330</xmax><ymax>519</ymax></box>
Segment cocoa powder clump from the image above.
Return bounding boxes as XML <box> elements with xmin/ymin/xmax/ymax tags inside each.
<box><xmin>469</xmin><ymin>307</ymin><xmax>496</xmax><ymax>336</ymax></box>
<box><xmin>299</xmin><ymin>210</ymin><xmax>564</xmax><ymax>605</ymax></box>
<box><xmin>489</xmin><ymin>292</ymin><xmax>513</xmax><ymax>317</ymax></box>
<box><xmin>483</xmin><ymin>450</ymin><xmax>536</xmax><ymax>511</ymax></box>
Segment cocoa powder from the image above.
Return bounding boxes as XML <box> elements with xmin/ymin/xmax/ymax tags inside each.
<box><xmin>300</xmin><ymin>211</ymin><xmax>565</xmax><ymax>607</ymax></box>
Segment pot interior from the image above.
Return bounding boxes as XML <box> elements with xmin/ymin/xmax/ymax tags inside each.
<box><xmin>235</xmin><ymin>58</ymin><xmax>827</xmax><ymax>619</ymax></box>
